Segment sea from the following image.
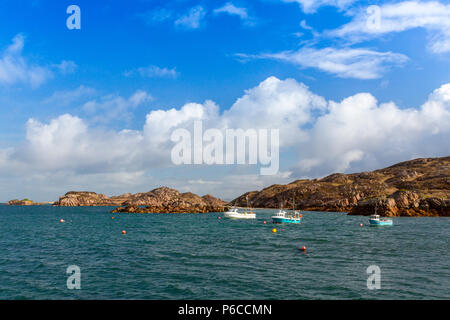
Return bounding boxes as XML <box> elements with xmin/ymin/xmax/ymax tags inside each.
<box><xmin>0</xmin><ymin>205</ymin><xmax>448</xmax><ymax>299</ymax></box>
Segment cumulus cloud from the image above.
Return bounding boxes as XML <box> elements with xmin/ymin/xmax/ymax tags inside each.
<box><xmin>283</xmin><ymin>0</ymin><xmax>356</xmax><ymax>14</ymax></box>
<box><xmin>1</xmin><ymin>77</ymin><xmax>449</xmax><ymax>200</ymax></box>
<box><xmin>294</xmin><ymin>83</ymin><xmax>450</xmax><ymax>176</ymax></box>
<box><xmin>240</xmin><ymin>47</ymin><xmax>409</xmax><ymax>79</ymax></box>
<box><xmin>0</xmin><ymin>99</ymin><xmax>217</xmax><ymax>179</ymax></box>
<box><xmin>328</xmin><ymin>1</ymin><xmax>450</xmax><ymax>54</ymax></box>
<box><xmin>175</xmin><ymin>6</ymin><xmax>207</xmax><ymax>29</ymax></box>
<box><xmin>221</xmin><ymin>76</ymin><xmax>326</xmax><ymax>146</ymax></box>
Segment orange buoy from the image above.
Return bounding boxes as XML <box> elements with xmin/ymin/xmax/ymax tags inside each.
<box><xmin>301</xmin><ymin>246</ymin><xmax>306</xmax><ymax>251</ymax></box>
<box><xmin>218</xmin><ymin>217</ymin><xmax>221</xmax><ymax>220</ymax></box>
<box><xmin>263</xmin><ymin>221</ymin><xmax>267</xmax><ymax>224</ymax></box>
<box><xmin>360</xmin><ymin>223</ymin><xmax>363</xmax><ymax>227</ymax></box>
<box><xmin>272</xmin><ymin>228</ymin><xmax>277</xmax><ymax>233</ymax></box>
<box><xmin>60</xmin><ymin>219</ymin><xmax>65</xmax><ymax>223</ymax></box>
<box><xmin>122</xmin><ymin>230</ymin><xmax>126</xmax><ymax>235</ymax></box>
<box><xmin>112</xmin><ymin>217</ymin><xmax>115</xmax><ymax>219</ymax></box>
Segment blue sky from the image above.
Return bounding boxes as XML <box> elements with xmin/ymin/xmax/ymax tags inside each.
<box><xmin>0</xmin><ymin>0</ymin><xmax>449</xmax><ymax>201</ymax></box>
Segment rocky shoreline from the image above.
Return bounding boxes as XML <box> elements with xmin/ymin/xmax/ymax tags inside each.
<box><xmin>53</xmin><ymin>187</ymin><xmax>227</xmax><ymax>214</ymax></box>
<box><xmin>7</xmin><ymin>157</ymin><xmax>449</xmax><ymax>217</ymax></box>
<box><xmin>231</xmin><ymin>157</ymin><xmax>449</xmax><ymax>217</ymax></box>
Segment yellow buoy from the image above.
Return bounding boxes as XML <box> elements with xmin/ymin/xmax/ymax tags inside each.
<box><xmin>272</xmin><ymin>228</ymin><xmax>277</xmax><ymax>233</ymax></box>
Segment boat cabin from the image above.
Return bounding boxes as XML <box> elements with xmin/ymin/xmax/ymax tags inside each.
<box><xmin>274</xmin><ymin>210</ymin><xmax>286</xmax><ymax>217</ymax></box>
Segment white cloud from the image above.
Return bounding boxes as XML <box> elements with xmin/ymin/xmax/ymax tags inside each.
<box><xmin>298</xmin><ymin>20</ymin><xmax>319</xmax><ymax>38</ymax></box>
<box><xmin>241</xmin><ymin>47</ymin><xmax>409</xmax><ymax>79</ymax></box>
<box><xmin>221</xmin><ymin>76</ymin><xmax>326</xmax><ymax>146</ymax></box>
<box><xmin>1</xmin><ymin>77</ymin><xmax>449</xmax><ymax>201</ymax></box>
<box><xmin>283</xmin><ymin>0</ymin><xmax>356</xmax><ymax>14</ymax></box>
<box><xmin>0</xmin><ymin>34</ymin><xmax>78</xmax><ymax>88</ymax></box>
<box><xmin>43</xmin><ymin>86</ymin><xmax>97</xmax><ymax>106</ymax></box>
<box><xmin>124</xmin><ymin>65</ymin><xmax>179</xmax><ymax>79</ymax></box>
<box><xmin>328</xmin><ymin>1</ymin><xmax>450</xmax><ymax>54</ymax></box>
<box><xmin>175</xmin><ymin>6</ymin><xmax>206</xmax><ymax>29</ymax></box>
<box><xmin>81</xmin><ymin>90</ymin><xmax>153</xmax><ymax>124</ymax></box>
<box><xmin>213</xmin><ymin>2</ymin><xmax>257</xmax><ymax>25</ymax></box>
<box><xmin>294</xmin><ymin>83</ymin><xmax>450</xmax><ymax>176</ymax></box>
<box><xmin>214</xmin><ymin>2</ymin><xmax>248</xmax><ymax>20</ymax></box>
<box><xmin>0</xmin><ymin>34</ymin><xmax>53</xmax><ymax>88</ymax></box>
<box><xmin>54</xmin><ymin>60</ymin><xmax>78</xmax><ymax>75</ymax></box>
<box><xmin>300</xmin><ymin>20</ymin><xmax>313</xmax><ymax>31</ymax></box>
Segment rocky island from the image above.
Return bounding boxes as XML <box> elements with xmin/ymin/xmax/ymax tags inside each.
<box><xmin>54</xmin><ymin>191</ymin><xmax>131</xmax><ymax>207</ymax></box>
<box><xmin>231</xmin><ymin>157</ymin><xmax>449</xmax><ymax>217</ymax></box>
<box><xmin>8</xmin><ymin>199</ymin><xmax>53</xmax><ymax>206</ymax></box>
<box><xmin>54</xmin><ymin>187</ymin><xmax>228</xmax><ymax>214</ymax></box>
<box><xmin>112</xmin><ymin>187</ymin><xmax>228</xmax><ymax>213</ymax></box>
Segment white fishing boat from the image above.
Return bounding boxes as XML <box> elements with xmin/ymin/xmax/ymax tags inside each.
<box><xmin>224</xmin><ymin>207</ymin><xmax>256</xmax><ymax>219</ymax></box>
<box><xmin>223</xmin><ymin>196</ymin><xmax>256</xmax><ymax>220</ymax></box>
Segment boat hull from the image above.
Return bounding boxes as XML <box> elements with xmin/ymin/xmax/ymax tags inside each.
<box><xmin>369</xmin><ymin>219</ymin><xmax>393</xmax><ymax>226</ymax></box>
<box><xmin>272</xmin><ymin>217</ymin><xmax>302</xmax><ymax>224</ymax></box>
<box><xmin>224</xmin><ymin>212</ymin><xmax>256</xmax><ymax>219</ymax></box>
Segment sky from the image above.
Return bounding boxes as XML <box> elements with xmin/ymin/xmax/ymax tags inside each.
<box><xmin>0</xmin><ymin>0</ymin><xmax>449</xmax><ymax>201</ymax></box>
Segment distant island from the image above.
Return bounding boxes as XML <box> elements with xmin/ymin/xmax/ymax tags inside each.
<box><xmin>8</xmin><ymin>199</ymin><xmax>53</xmax><ymax>206</ymax></box>
<box><xmin>7</xmin><ymin>157</ymin><xmax>449</xmax><ymax>216</ymax></box>
<box><xmin>231</xmin><ymin>157</ymin><xmax>449</xmax><ymax>217</ymax></box>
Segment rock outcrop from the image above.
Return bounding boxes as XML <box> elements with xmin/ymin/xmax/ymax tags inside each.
<box><xmin>350</xmin><ymin>191</ymin><xmax>449</xmax><ymax>217</ymax></box>
<box><xmin>112</xmin><ymin>187</ymin><xmax>227</xmax><ymax>214</ymax></box>
<box><xmin>53</xmin><ymin>187</ymin><xmax>228</xmax><ymax>213</ymax></box>
<box><xmin>231</xmin><ymin>157</ymin><xmax>450</xmax><ymax>217</ymax></box>
<box><xmin>54</xmin><ymin>191</ymin><xmax>127</xmax><ymax>206</ymax></box>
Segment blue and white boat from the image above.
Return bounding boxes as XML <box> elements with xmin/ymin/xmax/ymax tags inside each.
<box><xmin>369</xmin><ymin>214</ymin><xmax>393</xmax><ymax>226</ymax></box>
<box><xmin>272</xmin><ymin>209</ymin><xmax>302</xmax><ymax>224</ymax></box>
<box><xmin>271</xmin><ymin>199</ymin><xmax>302</xmax><ymax>224</ymax></box>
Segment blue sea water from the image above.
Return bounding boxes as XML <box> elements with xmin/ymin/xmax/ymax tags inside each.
<box><xmin>0</xmin><ymin>205</ymin><xmax>448</xmax><ymax>300</ymax></box>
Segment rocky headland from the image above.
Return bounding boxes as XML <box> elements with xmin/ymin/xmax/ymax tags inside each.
<box><xmin>54</xmin><ymin>187</ymin><xmax>228</xmax><ymax>214</ymax></box>
<box><xmin>231</xmin><ymin>157</ymin><xmax>449</xmax><ymax>217</ymax></box>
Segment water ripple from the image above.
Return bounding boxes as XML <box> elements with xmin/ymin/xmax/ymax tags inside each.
<box><xmin>0</xmin><ymin>206</ymin><xmax>448</xmax><ymax>299</ymax></box>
